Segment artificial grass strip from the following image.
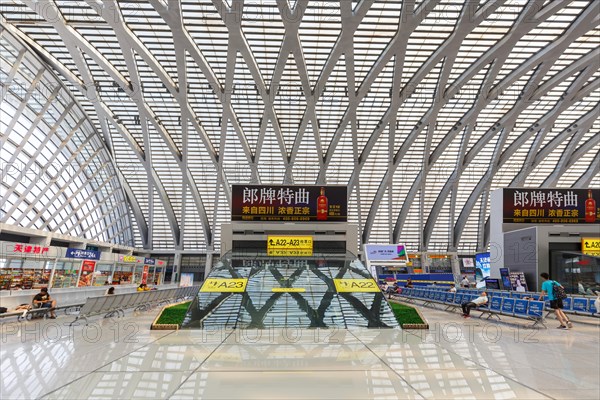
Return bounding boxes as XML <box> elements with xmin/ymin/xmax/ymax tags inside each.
<box><xmin>389</xmin><ymin>302</ymin><xmax>425</xmax><ymax>326</ymax></box>
<box><xmin>155</xmin><ymin>301</ymin><xmax>191</xmax><ymax>325</ymax></box>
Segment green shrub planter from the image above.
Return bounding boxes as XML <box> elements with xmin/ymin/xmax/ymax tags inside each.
<box><xmin>389</xmin><ymin>301</ymin><xmax>429</xmax><ymax>329</ymax></box>
<box><xmin>151</xmin><ymin>301</ymin><xmax>191</xmax><ymax>330</ymax></box>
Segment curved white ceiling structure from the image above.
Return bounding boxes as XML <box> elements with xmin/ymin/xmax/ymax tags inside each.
<box><xmin>1</xmin><ymin>0</ymin><xmax>598</xmax><ymax>253</ymax></box>
<box><xmin>1</xmin><ymin>29</ymin><xmax>135</xmax><ymax>245</ymax></box>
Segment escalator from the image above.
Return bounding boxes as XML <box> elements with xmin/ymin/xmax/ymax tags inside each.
<box><xmin>181</xmin><ymin>251</ymin><xmax>399</xmax><ymax>329</ymax></box>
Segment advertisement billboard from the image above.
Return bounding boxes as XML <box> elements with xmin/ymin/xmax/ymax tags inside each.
<box><xmin>363</xmin><ymin>244</ymin><xmax>409</xmax><ymax>262</ymax></box>
<box><xmin>78</xmin><ymin>260</ymin><xmax>96</xmax><ymax>287</ymax></box>
<box><xmin>503</xmin><ymin>188</ymin><xmax>599</xmax><ymax>224</ymax></box>
<box><xmin>231</xmin><ymin>185</ymin><xmax>347</xmax><ymax>222</ymax></box>
<box><xmin>475</xmin><ymin>252</ymin><xmax>491</xmax><ymax>289</ymax></box>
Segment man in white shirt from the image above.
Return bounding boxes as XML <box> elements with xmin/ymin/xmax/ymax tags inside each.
<box><xmin>461</xmin><ymin>292</ymin><xmax>488</xmax><ymax>318</ymax></box>
<box><xmin>461</xmin><ymin>276</ymin><xmax>470</xmax><ymax>288</ymax></box>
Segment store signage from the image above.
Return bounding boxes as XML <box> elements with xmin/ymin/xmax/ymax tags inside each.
<box><xmin>271</xmin><ymin>288</ymin><xmax>306</xmax><ymax>292</ymax></box>
<box><xmin>144</xmin><ymin>257</ymin><xmax>155</xmax><ymax>265</ymax></box>
<box><xmin>119</xmin><ymin>255</ymin><xmax>144</xmax><ymax>263</ymax></box>
<box><xmin>66</xmin><ymin>248</ymin><xmax>100</xmax><ymax>260</ymax></box>
<box><xmin>231</xmin><ymin>185</ymin><xmax>347</xmax><ymax>222</ymax></box>
<box><xmin>503</xmin><ymin>188</ymin><xmax>599</xmax><ymax>224</ymax></box>
<box><xmin>200</xmin><ymin>278</ymin><xmax>248</xmax><ymax>293</ymax></box>
<box><xmin>78</xmin><ymin>260</ymin><xmax>96</xmax><ymax>287</ymax></box>
<box><xmin>7</xmin><ymin>243</ymin><xmax>50</xmax><ymax>256</ymax></box>
<box><xmin>333</xmin><ymin>279</ymin><xmax>380</xmax><ymax>293</ymax></box>
<box><xmin>157</xmin><ymin>260</ymin><xmax>165</xmax><ymax>266</ymax></box>
<box><xmin>581</xmin><ymin>238</ymin><xmax>600</xmax><ymax>256</ymax></box>
<box><xmin>267</xmin><ymin>236</ymin><xmax>313</xmax><ymax>257</ymax></box>
<box><xmin>363</xmin><ymin>244</ymin><xmax>409</xmax><ymax>262</ymax></box>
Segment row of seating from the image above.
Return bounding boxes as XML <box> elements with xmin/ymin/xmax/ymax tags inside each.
<box><xmin>396</xmin><ymin>288</ymin><xmax>546</xmax><ymax>328</ymax></box>
<box><xmin>400</xmin><ymin>287</ymin><xmax>599</xmax><ymax>317</ymax></box>
<box><xmin>70</xmin><ymin>286</ymin><xmax>200</xmax><ymax>326</ymax></box>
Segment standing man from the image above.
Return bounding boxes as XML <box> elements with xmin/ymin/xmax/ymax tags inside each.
<box><xmin>538</xmin><ymin>273</ymin><xmax>572</xmax><ymax>329</ymax></box>
<box><xmin>461</xmin><ymin>291</ymin><xmax>488</xmax><ymax>318</ymax></box>
<box><xmin>461</xmin><ymin>276</ymin><xmax>470</xmax><ymax>288</ymax></box>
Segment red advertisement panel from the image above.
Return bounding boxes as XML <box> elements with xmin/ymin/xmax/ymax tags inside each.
<box><xmin>141</xmin><ymin>265</ymin><xmax>149</xmax><ymax>285</ymax></box>
<box><xmin>78</xmin><ymin>260</ymin><xmax>96</xmax><ymax>287</ymax></box>
<box><xmin>503</xmin><ymin>188</ymin><xmax>600</xmax><ymax>224</ymax></box>
<box><xmin>231</xmin><ymin>185</ymin><xmax>347</xmax><ymax>222</ymax></box>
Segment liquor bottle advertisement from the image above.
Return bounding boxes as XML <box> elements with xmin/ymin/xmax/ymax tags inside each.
<box><xmin>503</xmin><ymin>188</ymin><xmax>600</xmax><ymax>224</ymax></box>
<box><xmin>231</xmin><ymin>185</ymin><xmax>347</xmax><ymax>222</ymax></box>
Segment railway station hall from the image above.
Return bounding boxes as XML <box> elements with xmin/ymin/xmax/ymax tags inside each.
<box><xmin>1</xmin><ymin>1</ymin><xmax>599</xmax><ymax>399</ymax></box>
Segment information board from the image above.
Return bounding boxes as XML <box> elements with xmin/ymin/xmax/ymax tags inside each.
<box><xmin>267</xmin><ymin>236</ymin><xmax>313</xmax><ymax>257</ymax></box>
<box><xmin>581</xmin><ymin>238</ymin><xmax>600</xmax><ymax>256</ymax></box>
<box><xmin>333</xmin><ymin>279</ymin><xmax>380</xmax><ymax>292</ymax></box>
<box><xmin>200</xmin><ymin>278</ymin><xmax>248</xmax><ymax>292</ymax></box>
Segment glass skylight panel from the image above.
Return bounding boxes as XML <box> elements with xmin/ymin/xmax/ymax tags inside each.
<box><xmin>0</xmin><ymin>1</ymin><xmax>597</xmax><ymax>251</ymax></box>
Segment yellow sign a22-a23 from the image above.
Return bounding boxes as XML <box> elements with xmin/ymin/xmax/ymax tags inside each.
<box><xmin>200</xmin><ymin>278</ymin><xmax>248</xmax><ymax>292</ymax></box>
<box><xmin>333</xmin><ymin>279</ymin><xmax>380</xmax><ymax>292</ymax></box>
<box><xmin>267</xmin><ymin>236</ymin><xmax>313</xmax><ymax>256</ymax></box>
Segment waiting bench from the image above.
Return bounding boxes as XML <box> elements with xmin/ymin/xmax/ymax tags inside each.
<box><xmin>70</xmin><ymin>286</ymin><xmax>200</xmax><ymax>325</ymax></box>
<box><xmin>396</xmin><ymin>288</ymin><xmax>547</xmax><ymax>328</ymax></box>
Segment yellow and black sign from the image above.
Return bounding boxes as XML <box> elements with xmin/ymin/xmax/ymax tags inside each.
<box><xmin>267</xmin><ymin>235</ymin><xmax>313</xmax><ymax>257</ymax></box>
<box><xmin>582</xmin><ymin>238</ymin><xmax>600</xmax><ymax>256</ymax></box>
<box><xmin>200</xmin><ymin>278</ymin><xmax>247</xmax><ymax>292</ymax></box>
<box><xmin>334</xmin><ymin>279</ymin><xmax>380</xmax><ymax>293</ymax></box>
<box><xmin>271</xmin><ymin>287</ymin><xmax>306</xmax><ymax>293</ymax></box>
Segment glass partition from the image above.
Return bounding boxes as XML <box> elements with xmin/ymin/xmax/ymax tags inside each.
<box><xmin>50</xmin><ymin>260</ymin><xmax>80</xmax><ymax>288</ymax></box>
<box><xmin>113</xmin><ymin>264</ymin><xmax>133</xmax><ymax>284</ymax></box>
<box><xmin>183</xmin><ymin>251</ymin><xmax>399</xmax><ymax>329</ymax></box>
<box><xmin>92</xmin><ymin>263</ymin><xmax>114</xmax><ymax>286</ymax></box>
<box><xmin>551</xmin><ymin>251</ymin><xmax>600</xmax><ymax>295</ymax></box>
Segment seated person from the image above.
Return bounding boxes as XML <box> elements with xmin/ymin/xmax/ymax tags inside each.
<box><xmin>405</xmin><ymin>279</ymin><xmax>414</xmax><ymax>288</ymax></box>
<box><xmin>461</xmin><ymin>291</ymin><xmax>488</xmax><ymax>318</ymax></box>
<box><xmin>137</xmin><ymin>283</ymin><xmax>150</xmax><ymax>292</ymax></box>
<box><xmin>448</xmin><ymin>286</ymin><xmax>457</xmax><ymax>293</ymax></box>
<box><xmin>32</xmin><ymin>287</ymin><xmax>57</xmax><ymax>318</ymax></box>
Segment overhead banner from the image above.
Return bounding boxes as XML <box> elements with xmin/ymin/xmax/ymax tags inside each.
<box><xmin>231</xmin><ymin>185</ymin><xmax>347</xmax><ymax>222</ymax></box>
<box><xmin>503</xmin><ymin>188</ymin><xmax>599</xmax><ymax>224</ymax></box>
<box><xmin>267</xmin><ymin>236</ymin><xmax>313</xmax><ymax>257</ymax></box>
<box><xmin>363</xmin><ymin>244</ymin><xmax>409</xmax><ymax>262</ymax></box>
<box><xmin>581</xmin><ymin>238</ymin><xmax>600</xmax><ymax>256</ymax></box>
<box><xmin>66</xmin><ymin>248</ymin><xmax>101</xmax><ymax>260</ymax></box>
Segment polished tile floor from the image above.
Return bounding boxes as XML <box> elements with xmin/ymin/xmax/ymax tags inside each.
<box><xmin>1</xmin><ymin>304</ymin><xmax>598</xmax><ymax>399</ymax></box>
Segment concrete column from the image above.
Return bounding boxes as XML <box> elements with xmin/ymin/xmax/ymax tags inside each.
<box><xmin>171</xmin><ymin>252</ymin><xmax>182</xmax><ymax>284</ymax></box>
<box><xmin>204</xmin><ymin>249</ymin><xmax>213</xmax><ymax>280</ymax></box>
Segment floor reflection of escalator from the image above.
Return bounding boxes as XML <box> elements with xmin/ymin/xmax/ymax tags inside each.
<box><xmin>181</xmin><ymin>251</ymin><xmax>399</xmax><ymax>329</ymax></box>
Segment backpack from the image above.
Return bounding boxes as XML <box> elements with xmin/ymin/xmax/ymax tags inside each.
<box><xmin>551</xmin><ymin>281</ymin><xmax>567</xmax><ymax>300</ymax></box>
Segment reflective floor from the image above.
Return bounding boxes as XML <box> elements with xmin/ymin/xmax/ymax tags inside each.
<box><xmin>1</xmin><ymin>304</ymin><xmax>598</xmax><ymax>399</ymax></box>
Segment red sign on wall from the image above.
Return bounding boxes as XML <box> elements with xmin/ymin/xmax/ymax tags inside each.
<box><xmin>141</xmin><ymin>265</ymin><xmax>149</xmax><ymax>285</ymax></box>
<box><xmin>231</xmin><ymin>185</ymin><xmax>347</xmax><ymax>222</ymax></box>
<box><xmin>12</xmin><ymin>244</ymin><xmax>49</xmax><ymax>255</ymax></box>
<box><xmin>503</xmin><ymin>188</ymin><xmax>600</xmax><ymax>224</ymax></box>
<box><xmin>78</xmin><ymin>260</ymin><xmax>96</xmax><ymax>287</ymax></box>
